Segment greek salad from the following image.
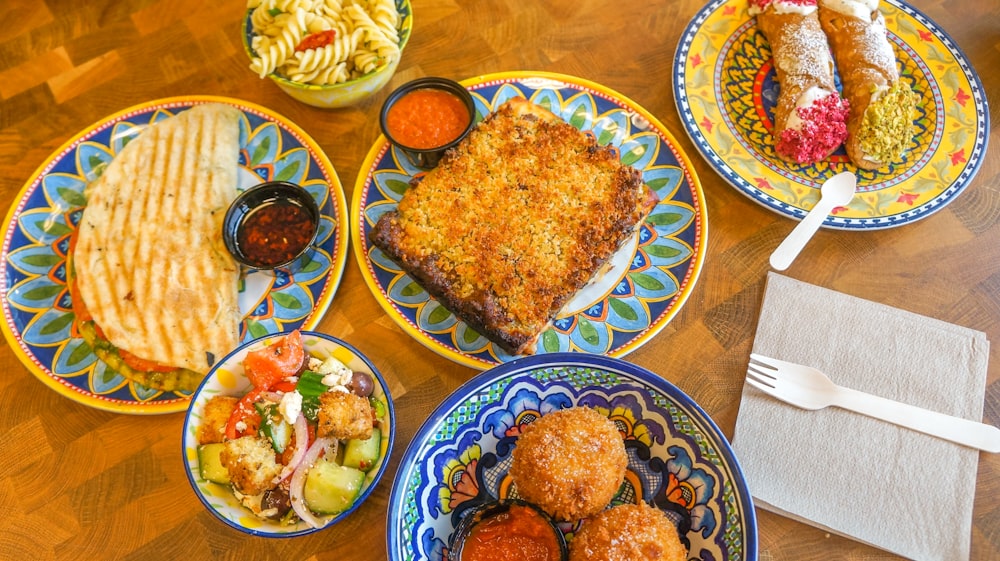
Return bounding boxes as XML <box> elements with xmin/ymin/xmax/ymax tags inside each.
<box><xmin>194</xmin><ymin>330</ymin><xmax>388</xmax><ymax>528</ymax></box>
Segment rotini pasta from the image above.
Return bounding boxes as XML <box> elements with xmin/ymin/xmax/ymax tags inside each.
<box><xmin>246</xmin><ymin>0</ymin><xmax>402</xmax><ymax>86</ymax></box>
<box><xmin>249</xmin><ymin>9</ymin><xmax>309</xmax><ymax>78</ymax></box>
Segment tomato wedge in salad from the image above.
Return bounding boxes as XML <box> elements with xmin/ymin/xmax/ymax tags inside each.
<box><xmin>225</xmin><ymin>387</ymin><xmax>264</xmax><ymax>440</ymax></box>
<box><xmin>244</xmin><ymin>329</ymin><xmax>305</xmax><ymax>390</ymax></box>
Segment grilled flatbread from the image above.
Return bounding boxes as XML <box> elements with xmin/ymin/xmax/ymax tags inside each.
<box><xmin>73</xmin><ymin>102</ymin><xmax>242</xmax><ymax>384</ymax></box>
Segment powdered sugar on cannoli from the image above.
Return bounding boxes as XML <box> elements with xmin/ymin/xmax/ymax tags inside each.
<box><xmin>822</xmin><ymin>0</ymin><xmax>896</xmax><ymax>76</ymax></box>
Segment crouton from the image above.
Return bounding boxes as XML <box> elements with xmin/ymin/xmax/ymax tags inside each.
<box><xmin>220</xmin><ymin>435</ymin><xmax>282</xmax><ymax>496</ymax></box>
<box><xmin>317</xmin><ymin>391</ymin><xmax>374</xmax><ymax>440</ymax></box>
<box><xmin>198</xmin><ymin>395</ymin><xmax>238</xmax><ymax>445</ymax></box>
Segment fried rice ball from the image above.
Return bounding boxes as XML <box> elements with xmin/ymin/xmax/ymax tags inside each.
<box><xmin>568</xmin><ymin>502</ymin><xmax>687</xmax><ymax>561</ymax></box>
<box><xmin>509</xmin><ymin>406</ymin><xmax>627</xmax><ymax>521</ymax></box>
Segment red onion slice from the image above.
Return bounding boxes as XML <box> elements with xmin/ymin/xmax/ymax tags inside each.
<box><xmin>278</xmin><ymin>414</ymin><xmax>310</xmax><ymax>482</ymax></box>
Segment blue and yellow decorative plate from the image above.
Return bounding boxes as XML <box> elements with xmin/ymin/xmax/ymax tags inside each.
<box><xmin>674</xmin><ymin>0</ymin><xmax>989</xmax><ymax>229</ymax></box>
<box><xmin>353</xmin><ymin>71</ymin><xmax>707</xmax><ymax>369</ymax></box>
<box><xmin>386</xmin><ymin>353</ymin><xmax>757</xmax><ymax>561</ymax></box>
<box><xmin>0</xmin><ymin>96</ymin><xmax>349</xmax><ymax>414</ymax></box>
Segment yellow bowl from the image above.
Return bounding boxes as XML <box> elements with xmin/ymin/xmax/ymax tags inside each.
<box><xmin>241</xmin><ymin>0</ymin><xmax>413</xmax><ymax>109</ymax></box>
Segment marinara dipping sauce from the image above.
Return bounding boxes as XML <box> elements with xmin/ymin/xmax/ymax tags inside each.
<box><xmin>385</xmin><ymin>87</ymin><xmax>471</xmax><ymax>149</ymax></box>
<box><xmin>380</xmin><ymin>77</ymin><xmax>476</xmax><ymax>169</ymax></box>
<box><xmin>237</xmin><ymin>201</ymin><xmax>314</xmax><ymax>268</ymax></box>
<box><xmin>453</xmin><ymin>503</ymin><xmax>565</xmax><ymax>561</ymax></box>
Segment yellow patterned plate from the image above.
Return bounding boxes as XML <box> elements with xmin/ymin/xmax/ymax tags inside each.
<box><xmin>674</xmin><ymin>0</ymin><xmax>988</xmax><ymax>229</ymax></box>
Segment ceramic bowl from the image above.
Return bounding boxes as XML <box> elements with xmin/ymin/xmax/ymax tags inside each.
<box><xmin>241</xmin><ymin>0</ymin><xmax>413</xmax><ymax>108</ymax></box>
<box><xmin>387</xmin><ymin>353</ymin><xmax>758</xmax><ymax>560</ymax></box>
<box><xmin>379</xmin><ymin>76</ymin><xmax>476</xmax><ymax>169</ymax></box>
<box><xmin>182</xmin><ymin>331</ymin><xmax>394</xmax><ymax>537</ymax></box>
<box><xmin>222</xmin><ymin>180</ymin><xmax>321</xmax><ymax>270</ymax></box>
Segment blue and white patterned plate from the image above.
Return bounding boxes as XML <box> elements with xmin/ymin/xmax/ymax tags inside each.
<box><xmin>353</xmin><ymin>71</ymin><xmax>707</xmax><ymax>369</ymax></box>
<box><xmin>386</xmin><ymin>353</ymin><xmax>757</xmax><ymax>561</ymax></box>
<box><xmin>674</xmin><ymin>0</ymin><xmax>989</xmax><ymax>229</ymax></box>
<box><xmin>0</xmin><ymin>96</ymin><xmax>349</xmax><ymax>414</ymax></box>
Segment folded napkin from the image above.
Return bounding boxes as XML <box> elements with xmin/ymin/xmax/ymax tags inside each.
<box><xmin>732</xmin><ymin>272</ymin><xmax>990</xmax><ymax>561</ymax></box>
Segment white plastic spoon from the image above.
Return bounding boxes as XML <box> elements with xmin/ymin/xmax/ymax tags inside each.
<box><xmin>769</xmin><ymin>172</ymin><xmax>857</xmax><ymax>271</ymax></box>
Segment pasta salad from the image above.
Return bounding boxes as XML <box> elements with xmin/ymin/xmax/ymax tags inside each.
<box><xmin>247</xmin><ymin>0</ymin><xmax>402</xmax><ymax>85</ymax></box>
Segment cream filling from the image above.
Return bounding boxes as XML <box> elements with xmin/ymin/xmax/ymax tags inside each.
<box><xmin>771</xmin><ymin>1</ymin><xmax>817</xmax><ymax>15</ymax></box>
<box><xmin>785</xmin><ymin>86</ymin><xmax>835</xmax><ymax>131</ymax></box>
<box><xmin>869</xmin><ymin>83</ymin><xmax>889</xmax><ymax>104</ymax></box>
<box><xmin>749</xmin><ymin>1</ymin><xmax>818</xmax><ymax>16</ymax></box>
<box><xmin>819</xmin><ymin>0</ymin><xmax>878</xmax><ymax>19</ymax></box>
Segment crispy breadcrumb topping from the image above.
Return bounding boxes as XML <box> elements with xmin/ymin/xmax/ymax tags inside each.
<box><xmin>370</xmin><ymin>98</ymin><xmax>657</xmax><ymax>354</ymax></box>
<box><xmin>509</xmin><ymin>406</ymin><xmax>627</xmax><ymax>521</ymax></box>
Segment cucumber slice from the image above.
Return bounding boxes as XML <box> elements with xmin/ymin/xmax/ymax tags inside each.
<box><xmin>369</xmin><ymin>396</ymin><xmax>387</xmax><ymax>420</ymax></box>
<box><xmin>262</xmin><ymin>416</ymin><xmax>291</xmax><ymax>453</ymax></box>
<box><xmin>303</xmin><ymin>459</ymin><xmax>365</xmax><ymax>514</ymax></box>
<box><xmin>197</xmin><ymin>443</ymin><xmax>231</xmax><ymax>485</ymax></box>
<box><xmin>343</xmin><ymin>428</ymin><xmax>381</xmax><ymax>472</ymax></box>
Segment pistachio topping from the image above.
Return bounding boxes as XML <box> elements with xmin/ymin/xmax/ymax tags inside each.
<box><xmin>857</xmin><ymin>81</ymin><xmax>919</xmax><ymax>164</ymax></box>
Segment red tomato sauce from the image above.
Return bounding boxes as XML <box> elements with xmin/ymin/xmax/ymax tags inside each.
<box><xmin>460</xmin><ymin>505</ymin><xmax>562</xmax><ymax>561</ymax></box>
<box><xmin>385</xmin><ymin>88</ymin><xmax>471</xmax><ymax>149</ymax></box>
<box><xmin>238</xmin><ymin>201</ymin><xmax>314</xmax><ymax>267</ymax></box>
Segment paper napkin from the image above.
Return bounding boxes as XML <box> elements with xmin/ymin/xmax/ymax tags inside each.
<box><xmin>732</xmin><ymin>272</ymin><xmax>990</xmax><ymax>561</ymax></box>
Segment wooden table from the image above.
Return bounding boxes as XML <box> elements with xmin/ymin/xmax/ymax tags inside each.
<box><xmin>1</xmin><ymin>0</ymin><xmax>997</xmax><ymax>559</ymax></box>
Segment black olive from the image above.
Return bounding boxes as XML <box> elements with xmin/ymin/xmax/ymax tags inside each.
<box><xmin>261</xmin><ymin>488</ymin><xmax>292</xmax><ymax>519</ymax></box>
<box><xmin>349</xmin><ymin>371</ymin><xmax>374</xmax><ymax>397</ymax></box>
<box><xmin>296</xmin><ymin>351</ymin><xmax>310</xmax><ymax>375</ymax></box>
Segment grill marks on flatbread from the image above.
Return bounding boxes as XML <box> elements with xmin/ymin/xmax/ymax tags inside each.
<box><xmin>75</xmin><ymin>103</ymin><xmax>242</xmax><ymax>376</ymax></box>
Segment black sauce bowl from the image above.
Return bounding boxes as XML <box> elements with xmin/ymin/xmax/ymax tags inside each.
<box><xmin>379</xmin><ymin>77</ymin><xmax>476</xmax><ymax>169</ymax></box>
<box><xmin>446</xmin><ymin>499</ymin><xmax>568</xmax><ymax>561</ymax></box>
<box><xmin>222</xmin><ymin>181</ymin><xmax>321</xmax><ymax>270</ymax></box>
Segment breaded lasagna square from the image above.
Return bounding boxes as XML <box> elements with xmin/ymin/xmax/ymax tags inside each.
<box><xmin>370</xmin><ymin>97</ymin><xmax>659</xmax><ymax>355</ymax></box>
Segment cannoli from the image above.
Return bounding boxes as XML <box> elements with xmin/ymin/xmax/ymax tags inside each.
<box><xmin>818</xmin><ymin>0</ymin><xmax>918</xmax><ymax>169</ymax></box>
<box><xmin>749</xmin><ymin>0</ymin><xmax>849</xmax><ymax>164</ymax></box>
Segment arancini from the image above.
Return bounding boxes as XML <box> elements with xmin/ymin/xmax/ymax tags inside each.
<box><xmin>509</xmin><ymin>406</ymin><xmax>627</xmax><ymax>521</ymax></box>
<box><xmin>568</xmin><ymin>501</ymin><xmax>687</xmax><ymax>561</ymax></box>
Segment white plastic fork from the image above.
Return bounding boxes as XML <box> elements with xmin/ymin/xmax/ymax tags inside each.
<box><xmin>746</xmin><ymin>353</ymin><xmax>1000</xmax><ymax>453</ymax></box>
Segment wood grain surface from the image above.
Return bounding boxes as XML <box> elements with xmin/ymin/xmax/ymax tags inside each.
<box><xmin>1</xmin><ymin>0</ymin><xmax>998</xmax><ymax>559</ymax></box>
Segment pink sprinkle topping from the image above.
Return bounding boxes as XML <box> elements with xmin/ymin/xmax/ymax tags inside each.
<box><xmin>776</xmin><ymin>93</ymin><xmax>849</xmax><ymax>164</ymax></box>
<box><xmin>748</xmin><ymin>0</ymin><xmax>817</xmax><ymax>9</ymax></box>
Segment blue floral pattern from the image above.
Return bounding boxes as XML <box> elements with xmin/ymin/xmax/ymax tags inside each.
<box><xmin>353</xmin><ymin>72</ymin><xmax>707</xmax><ymax>369</ymax></box>
<box><xmin>387</xmin><ymin>353</ymin><xmax>757</xmax><ymax>561</ymax></box>
<box><xmin>0</xmin><ymin>97</ymin><xmax>348</xmax><ymax>414</ymax></box>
